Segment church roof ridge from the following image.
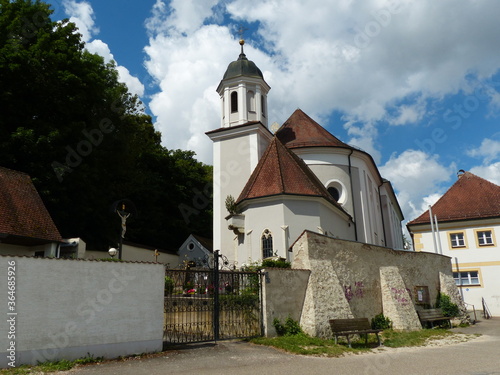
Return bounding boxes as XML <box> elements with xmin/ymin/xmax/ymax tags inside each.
<box><xmin>236</xmin><ymin>137</ymin><xmax>348</xmax><ymax>216</ymax></box>
<box><xmin>276</xmin><ymin>109</ymin><xmax>352</xmax><ymax>149</ymax></box>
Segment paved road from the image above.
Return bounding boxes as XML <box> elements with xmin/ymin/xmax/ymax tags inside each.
<box><xmin>65</xmin><ymin>318</ymin><xmax>500</xmax><ymax>375</ymax></box>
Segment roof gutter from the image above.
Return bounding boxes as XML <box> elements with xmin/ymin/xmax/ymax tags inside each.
<box><xmin>348</xmin><ymin>149</ymin><xmax>358</xmax><ymax>241</ymax></box>
<box><xmin>378</xmin><ymin>181</ymin><xmax>388</xmax><ymax>247</ymax></box>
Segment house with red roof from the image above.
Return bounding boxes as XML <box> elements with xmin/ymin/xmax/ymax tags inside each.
<box><xmin>0</xmin><ymin>166</ymin><xmax>63</xmax><ymax>257</ymax></box>
<box><xmin>407</xmin><ymin>171</ymin><xmax>500</xmax><ymax>316</ymax></box>
<box><xmin>207</xmin><ymin>41</ymin><xmax>404</xmax><ymax>267</ymax></box>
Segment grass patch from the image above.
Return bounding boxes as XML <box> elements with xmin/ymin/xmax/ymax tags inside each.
<box><xmin>381</xmin><ymin>329</ymin><xmax>452</xmax><ymax>347</ymax></box>
<box><xmin>250</xmin><ymin>333</ymin><xmax>357</xmax><ymax>357</ymax></box>
<box><xmin>250</xmin><ymin>329</ymin><xmax>456</xmax><ymax>356</ymax></box>
<box><xmin>0</xmin><ymin>355</ymin><xmax>103</xmax><ymax>375</ymax></box>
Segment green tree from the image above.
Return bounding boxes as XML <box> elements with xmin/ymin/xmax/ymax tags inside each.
<box><xmin>0</xmin><ymin>0</ymin><xmax>212</xmax><ymax>250</ymax></box>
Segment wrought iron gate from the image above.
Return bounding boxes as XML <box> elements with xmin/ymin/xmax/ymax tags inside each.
<box><xmin>163</xmin><ymin>252</ymin><xmax>262</xmax><ymax>344</ymax></box>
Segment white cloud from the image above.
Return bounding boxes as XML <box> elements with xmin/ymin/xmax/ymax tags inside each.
<box><xmin>62</xmin><ymin>0</ymin><xmax>145</xmax><ymax>97</ymax></box>
<box><xmin>379</xmin><ymin>150</ymin><xmax>453</xmax><ymax>221</ymax></box>
<box><xmin>143</xmin><ymin>0</ymin><xmax>500</xmax><ymax>164</ymax></box>
<box><xmin>470</xmin><ymin>162</ymin><xmax>500</xmax><ymax>185</ymax></box>
<box><xmin>388</xmin><ymin>100</ymin><xmax>426</xmax><ymax>126</ymax></box>
<box><xmin>467</xmin><ymin>138</ymin><xmax>500</xmax><ymax>164</ymax></box>
<box><xmin>63</xmin><ymin>0</ymin><xmax>97</xmax><ymax>41</ymax></box>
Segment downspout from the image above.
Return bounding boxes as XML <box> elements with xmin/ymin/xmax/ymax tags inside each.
<box><xmin>348</xmin><ymin>149</ymin><xmax>358</xmax><ymax>241</ymax></box>
<box><xmin>378</xmin><ymin>181</ymin><xmax>388</xmax><ymax>247</ymax></box>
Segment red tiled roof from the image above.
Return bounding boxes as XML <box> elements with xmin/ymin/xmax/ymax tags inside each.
<box><xmin>276</xmin><ymin>109</ymin><xmax>352</xmax><ymax>149</ymax></box>
<box><xmin>0</xmin><ymin>167</ymin><xmax>62</xmax><ymax>244</ymax></box>
<box><xmin>236</xmin><ymin>137</ymin><xmax>347</xmax><ymax>215</ymax></box>
<box><xmin>407</xmin><ymin>171</ymin><xmax>500</xmax><ymax>225</ymax></box>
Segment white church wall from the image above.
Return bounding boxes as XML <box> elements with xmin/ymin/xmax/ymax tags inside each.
<box><xmin>210</xmin><ymin>125</ymin><xmax>272</xmax><ymax>263</ymax></box>
<box><xmin>235</xmin><ymin>197</ymin><xmax>354</xmax><ymax>266</ymax></box>
<box><xmin>236</xmin><ymin>201</ymin><xmax>286</xmax><ymax>265</ymax></box>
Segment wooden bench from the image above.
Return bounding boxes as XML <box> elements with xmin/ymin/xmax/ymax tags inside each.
<box><xmin>417</xmin><ymin>308</ymin><xmax>452</xmax><ymax>328</ymax></box>
<box><xmin>329</xmin><ymin>318</ymin><xmax>381</xmax><ymax>348</ymax></box>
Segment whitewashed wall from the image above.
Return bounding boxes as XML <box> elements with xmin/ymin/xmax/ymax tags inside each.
<box><xmin>412</xmin><ymin>220</ymin><xmax>500</xmax><ymax>316</ymax></box>
<box><xmin>0</xmin><ymin>256</ymin><xmax>164</xmax><ymax>368</ymax></box>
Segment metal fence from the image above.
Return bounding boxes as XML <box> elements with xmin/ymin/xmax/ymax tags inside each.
<box><xmin>163</xmin><ymin>254</ymin><xmax>262</xmax><ymax>344</ymax></box>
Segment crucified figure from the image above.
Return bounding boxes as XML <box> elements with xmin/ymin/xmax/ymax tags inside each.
<box><xmin>117</xmin><ymin>205</ymin><xmax>130</xmax><ymax>238</ymax></box>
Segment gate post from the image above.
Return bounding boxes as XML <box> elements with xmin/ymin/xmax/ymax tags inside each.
<box><xmin>213</xmin><ymin>250</ymin><xmax>220</xmax><ymax>342</ymax></box>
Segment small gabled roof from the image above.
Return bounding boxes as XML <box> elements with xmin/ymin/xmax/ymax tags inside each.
<box><xmin>0</xmin><ymin>167</ymin><xmax>62</xmax><ymax>245</ymax></box>
<box><xmin>236</xmin><ymin>137</ymin><xmax>347</xmax><ymax>215</ymax></box>
<box><xmin>192</xmin><ymin>234</ymin><xmax>213</xmax><ymax>252</ymax></box>
<box><xmin>408</xmin><ymin>171</ymin><xmax>500</xmax><ymax>226</ymax></box>
<box><xmin>276</xmin><ymin>109</ymin><xmax>352</xmax><ymax>149</ymax></box>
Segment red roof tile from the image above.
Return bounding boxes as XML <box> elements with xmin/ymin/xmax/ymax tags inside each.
<box><xmin>407</xmin><ymin>171</ymin><xmax>500</xmax><ymax>225</ymax></box>
<box><xmin>236</xmin><ymin>137</ymin><xmax>347</xmax><ymax>215</ymax></box>
<box><xmin>0</xmin><ymin>167</ymin><xmax>62</xmax><ymax>244</ymax></box>
<box><xmin>276</xmin><ymin>109</ymin><xmax>352</xmax><ymax>149</ymax></box>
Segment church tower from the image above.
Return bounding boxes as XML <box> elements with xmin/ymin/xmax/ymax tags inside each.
<box><xmin>207</xmin><ymin>40</ymin><xmax>272</xmax><ymax>263</ymax></box>
<box><xmin>216</xmin><ymin>40</ymin><xmax>270</xmax><ymax>127</ymax></box>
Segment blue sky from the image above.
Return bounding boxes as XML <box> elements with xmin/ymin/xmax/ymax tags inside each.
<box><xmin>43</xmin><ymin>0</ymin><xmax>500</xmax><ymax>226</ymax></box>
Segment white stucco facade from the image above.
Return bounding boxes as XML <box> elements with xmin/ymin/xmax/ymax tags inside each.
<box><xmin>411</xmin><ymin>218</ymin><xmax>500</xmax><ymax>316</ymax></box>
<box><xmin>209</xmin><ymin>47</ymin><xmax>405</xmax><ymax>265</ymax></box>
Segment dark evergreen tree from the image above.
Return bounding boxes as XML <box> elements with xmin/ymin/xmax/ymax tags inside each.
<box><xmin>0</xmin><ymin>0</ymin><xmax>212</xmax><ymax>250</ymax></box>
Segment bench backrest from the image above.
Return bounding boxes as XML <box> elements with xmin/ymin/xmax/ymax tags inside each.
<box><xmin>329</xmin><ymin>318</ymin><xmax>371</xmax><ymax>332</ymax></box>
<box><xmin>417</xmin><ymin>308</ymin><xmax>445</xmax><ymax>320</ymax></box>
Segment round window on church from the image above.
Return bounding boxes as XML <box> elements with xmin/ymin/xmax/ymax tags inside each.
<box><xmin>326</xmin><ymin>180</ymin><xmax>347</xmax><ymax>205</ymax></box>
<box><xmin>328</xmin><ymin>186</ymin><xmax>340</xmax><ymax>202</ymax></box>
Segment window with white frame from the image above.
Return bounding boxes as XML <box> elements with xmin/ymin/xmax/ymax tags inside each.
<box><xmin>450</xmin><ymin>232</ymin><xmax>465</xmax><ymax>248</ymax></box>
<box><xmin>477</xmin><ymin>230</ymin><xmax>494</xmax><ymax>246</ymax></box>
<box><xmin>453</xmin><ymin>271</ymin><xmax>480</xmax><ymax>286</ymax></box>
<box><xmin>262</xmin><ymin>229</ymin><xmax>273</xmax><ymax>258</ymax></box>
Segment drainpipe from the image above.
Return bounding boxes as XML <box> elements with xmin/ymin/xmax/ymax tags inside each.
<box><xmin>348</xmin><ymin>149</ymin><xmax>358</xmax><ymax>241</ymax></box>
<box><xmin>378</xmin><ymin>181</ymin><xmax>388</xmax><ymax>247</ymax></box>
<box><xmin>434</xmin><ymin>215</ymin><xmax>443</xmax><ymax>255</ymax></box>
<box><xmin>429</xmin><ymin>205</ymin><xmax>438</xmax><ymax>254</ymax></box>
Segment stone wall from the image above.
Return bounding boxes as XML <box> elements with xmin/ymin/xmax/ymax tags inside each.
<box><xmin>291</xmin><ymin>231</ymin><xmax>456</xmax><ymax>337</ymax></box>
<box><xmin>0</xmin><ymin>256</ymin><xmax>164</xmax><ymax>368</ymax></box>
<box><xmin>260</xmin><ymin>268</ymin><xmax>310</xmax><ymax>336</ymax></box>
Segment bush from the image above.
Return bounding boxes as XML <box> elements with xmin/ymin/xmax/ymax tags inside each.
<box><xmin>164</xmin><ymin>276</ymin><xmax>174</xmax><ymax>294</ymax></box>
<box><xmin>261</xmin><ymin>258</ymin><xmax>291</xmax><ymax>269</ymax></box>
<box><xmin>273</xmin><ymin>316</ymin><xmax>303</xmax><ymax>336</ymax></box>
<box><xmin>436</xmin><ymin>293</ymin><xmax>460</xmax><ymax>317</ymax></box>
<box><xmin>371</xmin><ymin>313</ymin><xmax>392</xmax><ymax>330</ymax></box>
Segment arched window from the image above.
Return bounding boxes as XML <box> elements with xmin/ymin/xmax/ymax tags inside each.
<box><xmin>261</xmin><ymin>95</ymin><xmax>266</xmax><ymax>117</ymax></box>
<box><xmin>247</xmin><ymin>90</ymin><xmax>255</xmax><ymax>112</ymax></box>
<box><xmin>262</xmin><ymin>229</ymin><xmax>273</xmax><ymax>258</ymax></box>
<box><xmin>231</xmin><ymin>91</ymin><xmax>238</xmax><ymax>113</ymax></box>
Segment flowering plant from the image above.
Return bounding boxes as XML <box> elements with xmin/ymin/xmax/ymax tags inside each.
<box><xmin>186</xmin><ymin>289</ymin><xmax>196</xmax><ymax>295</ymax></box>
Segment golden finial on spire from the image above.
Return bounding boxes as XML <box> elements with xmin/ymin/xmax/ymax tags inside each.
<box><xmin>237</xmin><ymin>25</ymin><xmax>247</xmax><ymax>54</ymax></box>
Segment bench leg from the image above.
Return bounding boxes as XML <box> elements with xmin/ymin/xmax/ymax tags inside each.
<box><xmin>334</xmin><ymin>335</ymin><xmax>338</xmax><ymax>345</ymax></box>
<box><xmin>375</xmin><ymin>332</ymin><xmax>381</xmax><ymax>347</ymax></box>
<box><xmin>347</xmin><ymin>335</ymin><xmax>351</xmax><ymax>348</ymax></box>
<box><xmin>365</xmin><ymin>333</ymin><xmax>368</xmax><ymax>345</ymax></box>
